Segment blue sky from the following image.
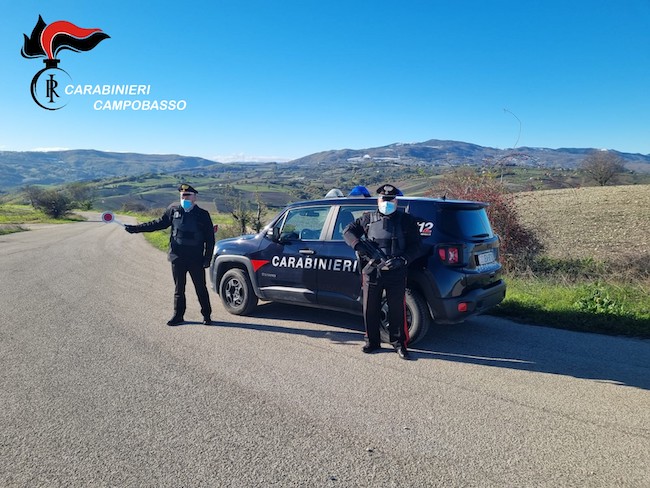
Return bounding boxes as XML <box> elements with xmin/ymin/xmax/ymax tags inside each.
<box><xmin>1</xmin><ymin>0</ymin><xmax>649</xmax><ymax>161</ymax></box>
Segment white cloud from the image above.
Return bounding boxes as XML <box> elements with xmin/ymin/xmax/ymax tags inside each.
<box><xmin>31</xmin><ymin>147</ymin><xmax>70</xmax><ymax>152</ymax></box>
<box><xmin>211</xmin><ymin>153</ymin><xmax>291</xmax><ymax>163</ymax></box>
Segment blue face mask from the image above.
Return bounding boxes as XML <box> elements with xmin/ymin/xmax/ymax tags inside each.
<box><xmin>378</xmin><ymin>199</ymin><xmax>397</xmax><ymax>215</ymax></box>
<box><xmin>180</xmin><ymin>199</ymin><xmax>193</xmax><ymax>211</ymax></box>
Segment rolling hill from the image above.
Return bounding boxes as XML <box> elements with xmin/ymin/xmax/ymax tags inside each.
<box><xmin>1</xmin><ymin>140</ymin><xmax>648</xmax><ymax>193</ymax></box>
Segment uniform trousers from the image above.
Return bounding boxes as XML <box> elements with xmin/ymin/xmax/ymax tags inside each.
<box><xmin>171</xmin><ymin>258</ymin><xmax>212</xmax><ymax>319</ymax></box>
<box><xmin>361</xmin><ymin>267</ymin><xmax>409</xmax><ymax>348</ymax></box>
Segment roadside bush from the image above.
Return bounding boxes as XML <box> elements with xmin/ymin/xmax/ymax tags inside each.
<box><xmin>428</xmin><ymin>169</ymin><xmax>544</xmax><ymax>271</ymax></box>
<box><xmin>24</xmin><ymin>187</ymin><xmax>74</xmax><ymax>218</ymax></box>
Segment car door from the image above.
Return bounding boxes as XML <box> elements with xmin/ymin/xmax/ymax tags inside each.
<box><xmin>256</xmin><ymin>205</ymin><xmax>330</xmax><ymax>305</ymax></box>
<box><xmin>316</xmin><ymin>204</ymin><xmax>376</xmax><ymax>312</ymax></box>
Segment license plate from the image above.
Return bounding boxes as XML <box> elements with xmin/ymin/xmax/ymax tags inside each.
<box><xmin>477</xmin><ymin>251</ymin><xmax>495</xmax><ymax>265</ymax></box>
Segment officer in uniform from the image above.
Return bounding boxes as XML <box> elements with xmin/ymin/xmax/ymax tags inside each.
<box><xmin>343</xmin><ymin>184</ymin><xmax>422</xmax><ymax>359</ymax></box>
<box><xmin>124</xmin><ymin>184</ymin><xmax>215</xmax><ymax>326</ymax></box>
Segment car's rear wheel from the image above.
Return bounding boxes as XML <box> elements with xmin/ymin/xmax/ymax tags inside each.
<box><xmin>219</xmin><ymin>268</ymin><xmax>258</xmax><ymax>315</ymax></box>
<box><xmin>379</xmin><ymin>288</ymin><xmax>430</xmax><ymax>345</ymax></box>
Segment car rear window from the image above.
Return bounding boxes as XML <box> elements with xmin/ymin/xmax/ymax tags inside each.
<box><xmin>437</xmin><ymin>208</ymin><xmax>494</xmax><ymax>239</ymax></box>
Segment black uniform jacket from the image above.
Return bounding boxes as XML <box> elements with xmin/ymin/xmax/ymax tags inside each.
<box><xmin>131</xmin><ymin>204</ymin><xmax>215</xmax><ymax>263</ymax></box>
<box><xmin>343</xmin><ymin>210</ymin><xmax>422</xmax><ymax>265</ymax></box>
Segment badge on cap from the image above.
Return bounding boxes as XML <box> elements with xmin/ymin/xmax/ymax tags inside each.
<box><xmin>376</xmin><ymin>184</ymin><xmax>401</xmax><ymax>196</ymax></box>
<box><xmin>178</xmin><ymin>183</ymin><xmax>198</xmax><ymax>193</ymax></box>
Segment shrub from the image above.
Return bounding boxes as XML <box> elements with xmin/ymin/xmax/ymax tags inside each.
<box><xmin>25</xmin><ymin>187</ymin><xmax>74</xmax><ymax>218</ymax></box>
<box><xmin>574</xmin><ymin>283</ymin><xmax>627</xmax><ymax>316</ymax></box>
<box><xmin>428</xmin><ymin>169</ymin><xmax>544</xmax><ymax>270</ymax></box>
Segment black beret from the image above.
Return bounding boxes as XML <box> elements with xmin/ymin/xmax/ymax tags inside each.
<box><xmin>178</xmin><ymin>183</ymin><xmax>198</xmax><ymax>194</ymax></box>
<box><xmin>376</xmin><ymin>184</ymin><xmax>401</xmax><ymax>196</ymax></box>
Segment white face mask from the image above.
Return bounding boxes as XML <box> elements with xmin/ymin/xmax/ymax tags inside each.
<box><xmin>378</xmin><ymin>199</ymin><xmax>397</xmax><ymax>215</ymax></box>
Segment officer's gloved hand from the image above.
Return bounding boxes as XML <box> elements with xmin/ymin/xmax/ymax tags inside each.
<box><xmin>353</xmin><ymin>242</ymin><xmax>368</xmax><ymax>257</ymax></box>
<box><xmin>202</xmin><ymin>257</ymin><xmax>211</xmax><ymax>269</ymax></box>
<box><xmin>385</xmin><ymin>256</ymin><xmax>407</xmax><ymax>270</ymax></box>
<box><xmin>124</xmin><ymin>225</ymin><xmax>137</xmax><ymax>234</ymax></box>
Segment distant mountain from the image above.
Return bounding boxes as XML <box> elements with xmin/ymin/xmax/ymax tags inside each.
<box><xmin>1</xmin><ymin>140</ymin><xmax>648</xmax><ymax>191</ymax></box>
<box><xmin>290</xmin><ymin>139</ymin><xmax>650</xmax><ymax>173</ymax></box>
<box><xmin>0</xmin><ymin>150</ymin><xmax>222</xmax><ymax>189</ymax></box>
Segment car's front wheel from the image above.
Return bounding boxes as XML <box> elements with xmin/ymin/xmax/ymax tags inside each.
<box><xmin>380</xmin><ymin>288</ymin><xmax>430</xmax><ymax>345</ymax></box>
<box><xmin>219</xmin><ymin>268</ymin><xmax>258</xmax><ymax>315</ymax></box>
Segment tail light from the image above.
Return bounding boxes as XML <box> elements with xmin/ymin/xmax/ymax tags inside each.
<box><xmin>438</xmin><ymin>245</ymin><xmax>461</xmax><ymax>265</ymax></box>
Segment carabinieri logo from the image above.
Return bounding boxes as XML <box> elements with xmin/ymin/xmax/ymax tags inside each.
<box><xmin>21</xmin><ymin>15</ymin><xmax>109</xmax><ymax>110</ymax></box>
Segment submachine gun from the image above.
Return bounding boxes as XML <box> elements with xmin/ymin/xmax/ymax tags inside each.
<box><xmin>355</xmin><ymin>235</ymin><xmax>389</xmax><ymax>275</ymax></box>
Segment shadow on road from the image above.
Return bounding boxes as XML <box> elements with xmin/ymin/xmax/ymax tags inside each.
<box><xmin>214</xmin><ymin>301</ymin><xmax>650</xmax><ymax>390</ymax></box>
<box><xmin>215</xmin><ymin>302</ymin><xmax>365</xmax><ymax>344</ymax></box>
<box><xmin>421</xmin><ymin>319</ymin><xmax>650</xmax><ymax>390</ymax></box>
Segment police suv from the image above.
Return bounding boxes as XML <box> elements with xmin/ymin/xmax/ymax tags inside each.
<box><xmin>209</xmin><ymin>193</ymin><xmax>506</xmax><ymax>344</ymax></box>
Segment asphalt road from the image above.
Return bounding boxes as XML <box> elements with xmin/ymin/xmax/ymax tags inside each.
<box><xmin>1</xmin><ymin>215</ymin><xmax>649</xmax><ymax>487</ymax></box>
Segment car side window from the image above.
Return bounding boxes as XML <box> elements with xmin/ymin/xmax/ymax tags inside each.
<box><xmin>331</xmin><ymin>206</ymin><xmax>376</xmax><ymax>240</ymax></box>
<box><xmin>277</xmin><ymin>206</ymin><xmax>330</xmax><ymax>241</ymax></box>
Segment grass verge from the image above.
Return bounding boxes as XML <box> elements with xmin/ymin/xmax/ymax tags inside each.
<box><xmin>492</xmin><ymin>277</ymin><xmax>650</xmax><ymax>339</ymax></box>
<box><xmin>0</xmin><ymin>224</ymin><xmax>28</xmax><ymax>235</ymax></box>
<box><xmin>0</xmin><ymin>204</ymin><xmax>85</xmax><ymax>235</ymax></box>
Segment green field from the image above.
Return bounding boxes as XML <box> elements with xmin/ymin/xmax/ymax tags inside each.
<box><xmin>495</xmin><ymin>184</ymin><xmax>650</xmax><ymax>337</ymax></box>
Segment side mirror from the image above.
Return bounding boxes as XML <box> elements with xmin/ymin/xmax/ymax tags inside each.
<box><xmin>267</xmin><ymin>227</ymin><xmax>281</xmax><ymax>243</ymax></box>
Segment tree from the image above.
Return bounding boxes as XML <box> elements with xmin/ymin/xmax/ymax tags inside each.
<box><xmin>579</xmin><ymin>151</ymin><xmax>626</xmax><ymax>186</ymax></box>
<box><xmin>251</xmin><ymin>193</ymin><xmax>268</xmax><ymax>233</ymax></box>
<box><xmin>22</xmin><ymin>185</ymin><xmax>42</xmax><ymax>207</ymax></box>
<box><xmin>225</xmin><ymin>192</ymin><xmax>267</xmax><ymax>235</ymax></box>
<box><xmin>65</xmin><ymin>182</ymin><xmax>96</xmax><ymax>210</ymax></box>
<box><xmin>24</xmin><ymin>187</ymin><xmax>74</xmax><ymax>218</ymax></box>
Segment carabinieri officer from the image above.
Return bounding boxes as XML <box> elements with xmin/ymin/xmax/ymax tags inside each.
<box><xmin>125</xmin><ymin>183</ymin><xmax>215</xmax><ymax>326</ymax></box>
<box><xmin>343</xmin><ymin>184</ymin><xmax>422</xmax><ymax>359</ymax></box>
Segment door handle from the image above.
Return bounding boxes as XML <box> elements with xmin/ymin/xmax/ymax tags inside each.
<box><xmin>299</xmin><ymin>249</ymin><xmax>315</xmax><ymax>255</ymax></box>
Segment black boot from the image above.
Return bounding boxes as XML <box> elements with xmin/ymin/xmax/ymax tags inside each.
<box><xmin>167</xmin><ymin>316</ymin><xmax>184</xmax><ymax>326</ymax></box>
<box><xmin>396</xmin><ymin>345</ymin><xmax>410</xmax><ymax>360</ymax></box>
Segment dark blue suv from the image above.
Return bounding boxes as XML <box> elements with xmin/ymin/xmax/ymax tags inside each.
<box><xmin>209</xmin><ymin>196</ymin><xmax>506</xmax><ymax>344</ymax></box>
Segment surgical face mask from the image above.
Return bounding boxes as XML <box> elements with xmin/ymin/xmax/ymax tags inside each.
<box><xmin>378</xmin><ymin>199</ymin><xmax>397</xmax><ymax>215</ymax></box>
<box><xmin>180</xmin><ymin>199</ymin><xmax>193</xmax><ymax>211</ymax></box>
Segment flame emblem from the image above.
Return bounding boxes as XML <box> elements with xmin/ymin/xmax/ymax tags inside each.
<box><xmin>21</xmin><ymin>15</ymin><xmax>110</xmax><ymax>61</ymax></box>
